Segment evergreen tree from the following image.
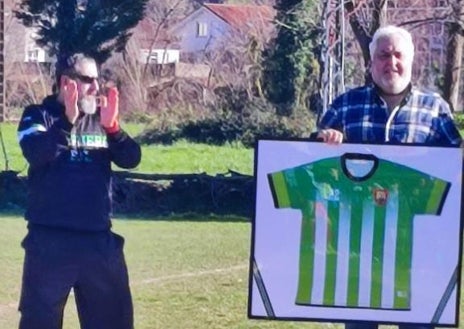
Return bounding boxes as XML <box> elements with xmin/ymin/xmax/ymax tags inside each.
<box><xmin>15</xmin><ymin>0</ymin><xmax>148</xmax><ymax>64</ymax></box>
<box><xmin>262</xmin><ymin>0</ymin><xmax>321</xmax><ymax>115</ymax></box>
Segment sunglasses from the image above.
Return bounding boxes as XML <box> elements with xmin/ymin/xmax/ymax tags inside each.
<box><xmin>72</xmin><ymin>73</ymin><xmax>99</xmax><ymax>84</ymax></box>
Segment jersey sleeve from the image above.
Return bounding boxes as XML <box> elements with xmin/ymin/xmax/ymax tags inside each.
<box><xmin>396</xmin><ymin>163</ymin><xmax>451</xmax><ymax>216</ymax></box>
<box><xmin>268</xmin><ymin>170</ymin><xmax>293</xmax><ymax>208</ymax></box>
<box><xmin>422</xmin><ymin>176</ymin><xmax>450</xmax><ymax>215</ymax></box>
<box><xmin>268</xmin><ymin>158</ymin><xmax>342</xmax><ymax>210</ymax></box>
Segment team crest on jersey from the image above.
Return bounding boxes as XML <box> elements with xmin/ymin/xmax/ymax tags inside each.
<box><xmin>373</xmin><ymin>188</ymin><xmax>388</xmax><ymax>206</ymax></box>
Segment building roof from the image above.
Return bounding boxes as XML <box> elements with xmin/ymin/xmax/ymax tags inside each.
<box><xmin>203</xmin><ymin>3</ymin><xmax>275</xmax><ymax>31</ymax></box>
<box><xmin>132</xmin><ymin>18</ymin><xmax>180</xmax><ymax>50</ymax></box>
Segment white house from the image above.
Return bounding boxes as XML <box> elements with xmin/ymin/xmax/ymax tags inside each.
<box><xmin>137</xmin><ymin>48</ymin><xmax>180</xmax><ymax>65</ymax></box>
<box><xmin>131</xmin><ymin>18</ymin><xmax>180</xmax><ymax>65</ymax></box>
<box><xmin>168</xmin><ymin>3</ymin><xmax>276</xmax><ymax>55</ymax></box>
<box><xmin>24</xmin><ymin>28</ymin><xmax>52</xmax><ymax>63</ymax></box>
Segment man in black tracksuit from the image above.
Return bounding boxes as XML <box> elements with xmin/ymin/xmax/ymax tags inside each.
<box><xmin>17</xmin><ymin>53</ymin><xmax>141</xmax><ymax>329</ymax></box>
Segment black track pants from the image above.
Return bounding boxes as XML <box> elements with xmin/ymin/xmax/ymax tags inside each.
<box><xmin>18</xmin><ymin>227</ymin><xmax>134</xmax><ymax>329</ymax></box>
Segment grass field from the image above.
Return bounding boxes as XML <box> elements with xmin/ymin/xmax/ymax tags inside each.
<box><xmin>0</xmin><ymin>122</ymin><xmax>254</xmax><ymax>176</ymax></box>
<box><xmin>1</xmin><ymin>121</ymin><xmax>464</xmax><ymax>328</ymax></box>
<box><xmin>2</xmin><ymin>214</ymin><xmax>463</xmax><ymax>329</ymax></box>
<box><xmin>0</xmin><ymin>214</ymin><xmax>344</xmax><ymax>329</ymax></box>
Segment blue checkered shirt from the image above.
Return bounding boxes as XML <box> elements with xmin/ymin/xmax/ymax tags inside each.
<box><xmin>318</xmin><ymin>84</ymin><xmax>462</xmax><ymax>146</ymax></box>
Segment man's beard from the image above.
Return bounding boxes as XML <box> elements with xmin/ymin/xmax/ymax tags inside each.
<box><xmin>78</xmin><ymin>96</ymin><xmax>98</xmax><ymax>114</ymax></box>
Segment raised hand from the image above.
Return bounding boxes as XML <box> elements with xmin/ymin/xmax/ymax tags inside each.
<box><xmin>61</xmin><ymin>76</ymin><xmax>79</xmax><ymax>124</ymax></box>
<box><xmin>100</xmin><ymin>87</ymin><xmax>119</xmax><ymax>132</ymax></box>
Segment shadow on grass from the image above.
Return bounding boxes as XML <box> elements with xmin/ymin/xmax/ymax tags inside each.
<box><xmin>111</xmin><ymin>171</ymin><xmax>255</xmax><ymax>222</ymax></box>
<box><xmin>0</xmin><ymin>170</ymin><xmax>255</xmax><ymax>222</ymax></box>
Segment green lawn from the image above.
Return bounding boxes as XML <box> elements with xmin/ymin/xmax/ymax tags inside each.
<box><xmin>2</xmin><ymin>121</ymin><xmax>464</xmax><ymax>328</ymax></box>
<box><xmin>2</xmin><ymin>215</ymin><xmax>464</xmax><ymax>329</ymax></box>
<box><xmin>0</xmin><ymin>122</ymin><xmax>254</xmax><ymax>176</ymax></box>
<box><xmin>0</xmin><ymin>215</ymin><xmax>341</xmax><ymax>329</ymax></box>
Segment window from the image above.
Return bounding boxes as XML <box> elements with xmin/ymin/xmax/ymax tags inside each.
<box><xmin>432</xmin><ymin>23</ymin><xmax>444</xmax><ymax>35</ymax></box>
<box><xmin>148</xmin><ymin>53</ymin><xmax>158</xmax><ymax>64</ymax></box>
<box><xmin>428</xmin><ymin>0</ymin><xmax>447</xmax><ymax>7</ymax></box>
<box><xmin>27</xmin><ymin>49</ymin><xmax>39</xmax><ymax>62</ymax></box>
<box><xmin>197</xmin><ymin>22</ymin><xmax>208</xmax><ymax>37</ymax></box>
<box><xmin>162</xmin><ymin>52</ymin><xmax>169</xmax><ymax>63</ymax></box>
<box><xmin>438</xmin><ymin>0</ymin><xmax>447</xmax><ymax>7</ymax></box>
<box><xmin>429</xmin><ymin>36</ymin><xmax>443</xmax><ymax>50</ymax></box>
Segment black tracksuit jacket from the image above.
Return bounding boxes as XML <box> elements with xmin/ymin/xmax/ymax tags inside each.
<box><xmin>17</xmin><ymin>95</ymin><xmax>142</xmax><ymax>231</ymax></box>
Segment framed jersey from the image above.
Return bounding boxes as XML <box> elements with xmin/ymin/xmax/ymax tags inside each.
<box><xmin>248</xmin><ymin>139</ymin><xmax>463</xmax><ymax>326</ymax></box>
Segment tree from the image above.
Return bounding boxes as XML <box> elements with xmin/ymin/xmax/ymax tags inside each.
<box><xmin>262</xmin><ymin>0</ymin><xmax>322</xmax><ymax>115</ymax></box>
<box><xmin>4</xmin><ymin>1</ymin><xmax>53</xmax><ymax>115</ymax></box>
<box><xmin>14</xmin><ymin>0</ymin><xmax>148</xmax><ymax>64</ymax></box>
<box><xmin>106</xmin><ymin>0</ymin><xmax>195</xmax><ymax>115</ymax></box>
<box><xmin>442</xmin><ymin>0</ymin><xmax>464</xmax><ymax>111</ymax></box>
<box><xmin>339</xmin><ymin>0</ymin><xmax>464</xmax><ymax>111</ymax></box>
<box><xmin>344</xmin><ymin>0</ymin><xmax>387</xmax><ymax>83</ymax></box>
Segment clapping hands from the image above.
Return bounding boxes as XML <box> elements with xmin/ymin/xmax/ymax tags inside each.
<box><xmin>61</xmin><ymin>76</ymin><xmax>79</xmax><ymax>124</ymax></box>
<box><xmin>99</xmin><ymin>87</ymin><xmax>119</xmax><ymax>131</ymax></box>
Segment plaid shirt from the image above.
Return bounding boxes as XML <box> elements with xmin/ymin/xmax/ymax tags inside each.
<box><xmin>318</xmin><ymin>84</ymin><xmax>462</xmax><ymax>146</ymax></box>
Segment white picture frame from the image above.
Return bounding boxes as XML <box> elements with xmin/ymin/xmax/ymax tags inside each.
<box><xmin>248</xmin><ymin>139</ymin><xmax>463</xmax><ymax>326</ymax></box>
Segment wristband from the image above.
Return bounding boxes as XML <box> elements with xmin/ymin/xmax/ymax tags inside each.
<box><xmin>104</xmin><ymin>121</ymin><xmax>120</xmax><ymax>134</ymax></box>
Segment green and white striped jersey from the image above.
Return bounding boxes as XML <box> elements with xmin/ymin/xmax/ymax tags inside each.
<box><xmin>268</xmin><ymin>153</ymin><xmax>450</xmax><ymax>310</ymax></box>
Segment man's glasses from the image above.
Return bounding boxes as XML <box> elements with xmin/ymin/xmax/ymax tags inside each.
<box><xmin>72</xmin><ymin>73</ymin><xmax>98</xmax><ymax>84</ymax></box>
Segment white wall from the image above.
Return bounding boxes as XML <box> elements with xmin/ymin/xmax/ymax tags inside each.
<box><xmin>24</xmin><ymin>29</ymin><xmax>51</xmax><ymax>63</ymax></box>
<box><xmin>139</xmin><ymin>49</ymin><xmax>180</xmax><ymax>64</ymax></box>
<box><xmin>171</xmin><ymin>7</ymin><xmax>231</xmax><ymax>54</ymax></box>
